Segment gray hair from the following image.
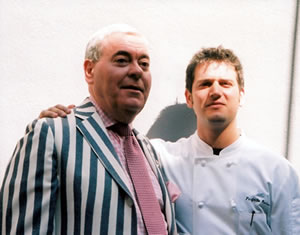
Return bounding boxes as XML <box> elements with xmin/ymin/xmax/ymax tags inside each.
<box><xmin>85</xmin><ymin>24</ymin><xmax>140</xmax><ymax>62</ymax></box>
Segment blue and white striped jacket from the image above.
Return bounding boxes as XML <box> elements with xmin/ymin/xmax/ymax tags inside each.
<box><xmin>0</xmin><ymin>98</ymin><xmax>177</xmax><ymax>235</ymax></box>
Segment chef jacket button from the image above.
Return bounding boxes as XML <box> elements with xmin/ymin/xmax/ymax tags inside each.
<box><xmin>198</xmin><ymin>201</ymin><xmax>205</xmax><ymax>208</ymax></box>
<box><xmin>201</xmin><ymin>160</ymin><xmax>206</xmax><ymax>167</ymax></box>
<box><xmin>230</xmin><ymin>199</ymin><xmax>237</xmax><ymax>210</ymax></box>
<box><xmin>226</xmin><ymin>162</ymin><xmax>233</xmax><ymax>167</ymax></box>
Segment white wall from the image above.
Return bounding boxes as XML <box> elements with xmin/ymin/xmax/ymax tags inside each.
<box><xmin>1</xmin><ymin>0</ymin><xmax>299</xmax><ymax>181</ymax></box>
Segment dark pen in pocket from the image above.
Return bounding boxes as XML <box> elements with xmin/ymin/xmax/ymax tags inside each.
<box><xmin>250</xmin><ymin>211</ymin><xmax>255</xmax><ymax>226</ymax></box>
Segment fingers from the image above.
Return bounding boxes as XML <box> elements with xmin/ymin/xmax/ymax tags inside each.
<box><xmin>67</xmin><ymin>104</ymin><xmax>76</xmax><ymax>109</ymax></box>
<box><xmin>38</xmin><ymin>104</ymin><xmax>74</xmax><ymax>119</ymax></box>
<box><xmin>39</xmin><ymin>109</ymin><xmax>59</xmax><ymax>119</ymax></box>
<box><xmin>54</xmin><ymin>104</ymin><xmax>72</xmax><ymax>114</ymax></box>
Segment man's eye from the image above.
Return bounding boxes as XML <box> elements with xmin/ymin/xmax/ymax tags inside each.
<box><xmin>220</xmin><ymin>81</ymin><xmax>232</xmax><ymax>87</ymax></box>
<box><xmin>116</xmin><ymin>58</ymin><xmax>128</xmax><ymax>64</ymax></box>
<box><xmin>113</xmin><ymin>56</ymin><xmax>130</xmax><ymax>66</ymax></box>
<box><xmin>140</xmin><ymin>61</ymin><xmax>150</xmax><ymax>70</ymax></box>
<box><xmin>200</xmin><ymin>82</ymin><xmax>211</xmax><ymax>87</ymax></box>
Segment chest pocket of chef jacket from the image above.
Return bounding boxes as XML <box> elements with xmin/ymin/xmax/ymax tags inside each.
<box><xmin>235</xmin><ymin>192</ymin><xmax>272</xmax><ymax>235</ymax></box>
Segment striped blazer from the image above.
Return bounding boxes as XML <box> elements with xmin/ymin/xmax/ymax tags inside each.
<box><xmin>0</xmin><ymin>98</ymin><xmax>177</xmax><ymax>235</ymax></box>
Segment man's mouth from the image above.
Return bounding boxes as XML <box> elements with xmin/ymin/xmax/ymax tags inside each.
<box><xmin>121</xmin><ymin>85</ymin><xmax>143</xmax><ymax>92</ymax></box>
<box><xmin>206</xmin><ymin>102</ymin><xmax>224</xmax><ymax>107</ymax></box>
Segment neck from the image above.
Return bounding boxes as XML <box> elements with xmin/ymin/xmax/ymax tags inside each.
<box><xmin>197</xmin><ymin>120</ymin><xmax>240</xmax><ymax>149</ymax></box>
<box><xmin>89</xmin><ymin>94</ymin><xmax>137</xmax><ymax>124</ymax></box>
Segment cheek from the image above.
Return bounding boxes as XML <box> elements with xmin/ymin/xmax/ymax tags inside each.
<box><xmin>225</xmin><ymin>89</ymin><xmax>240</xmax><ymax>100</ymax></box>
<box><xmin>227</xmin><ymin>95</ymin><xmax>242</xmax><ymax>109</ymax></box>
<box><xmin>193</xmin><ymin>92</ymin><xmax>206</xmax><ymax>104</ymax></box>
<box><xmin>144</xmin><ymin>74</ymin><xmax>152</xmax><ymax>92</ymax></box>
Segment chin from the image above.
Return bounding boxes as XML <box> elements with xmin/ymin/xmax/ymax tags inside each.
<box><xmin>124</xmin><ymin>99</ymin><xmax>145</xmax><ymax>111</ymax></box>
<box><xmin>121</xmin><ymin>104</ymin><xmax>143</xmax><ymax>119</ymax></box>
<box><xmin>209</xmin><ymin>116</ymin><xmax>226</xmax><ymax>124</ymax></box>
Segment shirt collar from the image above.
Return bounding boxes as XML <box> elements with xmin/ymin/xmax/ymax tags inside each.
<box><xmin>191</xmin><ymin>130</ymin><xmax>245</xmax><ymax>157</ymax></box>
<box><xmin>89</xmin><ymin>96</ymin><xmax>133</xmax><ymax>129</ymax></box>
<box><xmin>89</xmin><ymin>96</ymin><xmax>116</xmax><ymax>128</ymax></box>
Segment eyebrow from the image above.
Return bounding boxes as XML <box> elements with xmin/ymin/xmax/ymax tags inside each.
<box><xmin>198</xmin><ymin>78</ymin><xmax>235</xmax><ymax>81</ymax></box>
<box><xmin>113</xmin><ymin>50</ymin><xmax>150</xmax><ymax>60</ymax></box>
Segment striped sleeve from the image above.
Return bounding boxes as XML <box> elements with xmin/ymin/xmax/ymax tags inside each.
<box><xmin>1</xmin><ymin>103</ymin><xmax>147</xmax><ymax>235</ymax></box>
<box><xmin>0</xmin><ymin>119</ymin><xmax>58</xmax><ymax>235</ymax></box>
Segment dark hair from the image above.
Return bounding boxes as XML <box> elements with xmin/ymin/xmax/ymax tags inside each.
<box><xmin>185</xmin><ymin>46</ymin><xmax>244</xmax><ymax>92</ymax></box>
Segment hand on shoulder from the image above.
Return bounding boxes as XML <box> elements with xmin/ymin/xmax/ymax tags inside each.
<box><xmin>39</xmin><ymin>104</ymin><xmax>75</xmax><ymax>119</ymax></box>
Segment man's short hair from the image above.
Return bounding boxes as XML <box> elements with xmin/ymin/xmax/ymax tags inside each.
<box><xmin>85</xmin><ymin>24</ymin><xmax>140</xmax><ymax>62</ymax></box>
<box><xmin>185</xmin><ymin>46</ymin><xmax>244</xmax><ymax>92</ymax></box>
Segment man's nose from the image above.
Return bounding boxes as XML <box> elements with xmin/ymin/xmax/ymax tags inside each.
<box><xmin>128</xmin><ymin>61</ymin><xmax>143</xmax><ymax>79</ymax></box>
<box><xmin>209</xmin><ymin>82</ymin><xmax>222</xmax><ymax>98</ymax></box>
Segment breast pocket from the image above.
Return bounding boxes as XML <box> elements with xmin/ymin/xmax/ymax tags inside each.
<box><xmin>237</xmin><ymin>210</ymin><xmax>272</xmax><ymax>235</ymax></box>
<box><xmin>235</xmin><ymin>193</ymin><xmax>272</xmax><ymax>235</ymax></box>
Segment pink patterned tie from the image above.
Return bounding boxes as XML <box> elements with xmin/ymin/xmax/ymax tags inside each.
<box><xmin>111</xmin><ymin>123</ymin><xmax>167</xmax><ymax>235</ymax></box>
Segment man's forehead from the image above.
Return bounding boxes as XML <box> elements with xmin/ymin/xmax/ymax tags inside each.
<box><xmin>101</xmin><ymin>32</ymin><xmax>150</xmax><ymax>55</ymax></box>
<box><xmin>112</xmin><ymin>50</ymin><xmax>150</xmax><ymax>60</ymax></box>
<box><xmin>194</xmin><ymin>61</ymin><xmax>237</xmax><ymax>82</ymax></box>
<box><xmin>197</xmin><ymin>61</ymin><xmax>235</xmax><ymax>74</ymax></box>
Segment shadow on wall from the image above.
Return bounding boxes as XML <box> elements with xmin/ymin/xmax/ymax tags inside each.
<box><xmin>146</xmin><ymin>103</ymin><xmax>197</xmax><ymax>142</ymax></box>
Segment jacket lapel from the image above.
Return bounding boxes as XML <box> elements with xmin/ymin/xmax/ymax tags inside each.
<box><xmin>73</xmin><ymin>98</ymin><xmax>176</xmax><ymax>234</ymax></box>
<box><xmin>135</xmin><ymin>131</ymin><xmax>159</xmax><ymax>176</ymax></box>
<box><xmin>135</xmin><ymin>131</ymin><xmax>177</xmax><ymax>234</ymax></box>
<box><xmin>75</xmin><ymin>98</ymin><xmax>133</xmax><ymax>198</ymax></box>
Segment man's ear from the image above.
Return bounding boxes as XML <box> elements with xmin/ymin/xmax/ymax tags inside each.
<box><xmin>84</xmin><ymin>59</ymin><xmax>95</xmax><ymax>84</ymax></box>
<box><xmin>185</xmin><ymin>89</ymin><xmax>193</xmax><ymax>108</ymax></box>
<box><xmin>239</xmin><ymin>88</ymin><xmax>245</xmax><ymax>107</ymax></box>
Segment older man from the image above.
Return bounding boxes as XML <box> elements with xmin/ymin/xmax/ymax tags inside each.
<box><xmin>0</xmin><ymin>24</ymin><xmax>177</xmax><ymax>235</ymax></box>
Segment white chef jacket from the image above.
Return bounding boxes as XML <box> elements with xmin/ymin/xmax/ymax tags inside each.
<box><xmin>151</xmin><ymin>132</ymin><xmax>300</xmax><ymax>235</ymax></box>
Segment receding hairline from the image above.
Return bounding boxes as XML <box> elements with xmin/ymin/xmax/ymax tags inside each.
<box><xmin>85</xmin><ymin>25</ymin><xmax>149</xmax><ymax>61</ymax></box>
<box><xmin>100</xmin><ymin>31</ymin><xmax>149</xmax><ymax>49</ymax></box>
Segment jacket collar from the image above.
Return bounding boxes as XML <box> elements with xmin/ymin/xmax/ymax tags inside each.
<box><xmin>73</xmin><ymin>98</ymin><xmax>177</xmax><ymax>233</ymax></box>
<box><xmin>74</xmin><ymin>98</ymin><xmax>133</xmax><ymax>198</ymax></box>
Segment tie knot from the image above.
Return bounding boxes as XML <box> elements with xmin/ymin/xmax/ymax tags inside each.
<box><xmin>109</xmin><ymin>123</ymin><xmax>132</xmax><ymax>137</ymax></box>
